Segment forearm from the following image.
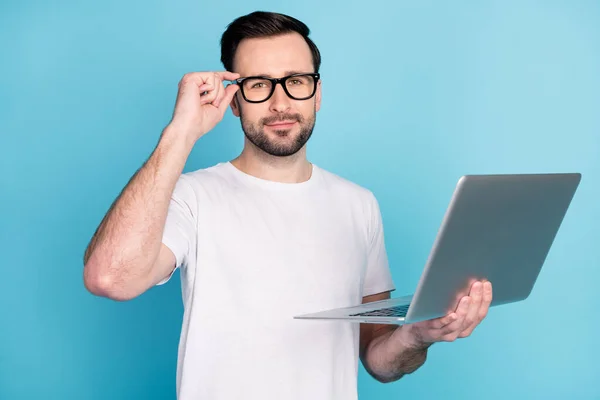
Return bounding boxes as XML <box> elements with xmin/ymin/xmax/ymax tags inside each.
<box><xmin>363</xmin><ymin>326</ymin><xmax>431</xmax><ymax>383</ymax></box>
<box><xmin>83</xmin><ymin>126</ymin><xmax>193</xmax><ymax>295</ymax></box>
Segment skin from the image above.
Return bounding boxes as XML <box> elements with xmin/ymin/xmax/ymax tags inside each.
<box><xmin>82</xmin><ymin>29</ymin><xmax>493</xmax><ymax>383</ymax></box>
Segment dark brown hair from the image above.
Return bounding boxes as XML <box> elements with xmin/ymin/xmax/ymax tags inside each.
<box><xmin>220</xmin><ymin>11</ymin><xmax>321</xmax><ymax>73</ymax></box>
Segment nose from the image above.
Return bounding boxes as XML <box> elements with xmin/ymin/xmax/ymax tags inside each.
<box><xmin>268</xmin><ymin>82</ymin><xmax>292</xmax><ymax>113</ymax></box>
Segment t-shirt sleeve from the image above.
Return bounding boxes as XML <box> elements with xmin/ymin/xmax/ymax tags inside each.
<box><xmin>156</xmin><ymin>175</ymin><xmax>197</xmax><ymax>286</ymax></box>
<box><xmin>362</xmin><ymin>191</ymin><xmax>396</xmax><ymax>297</ymax></box>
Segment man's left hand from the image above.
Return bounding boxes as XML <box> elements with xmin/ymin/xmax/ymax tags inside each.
<box><xmin>395</xmin><ymin>280</ymin><xmax>493</xmax><ymax>348</ymax></box>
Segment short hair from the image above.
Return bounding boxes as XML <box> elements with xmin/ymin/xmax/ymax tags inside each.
<box><xmin>220</xmin><ymin>11</ymin><xmax>321</xmax><ymax>73</ymax></box>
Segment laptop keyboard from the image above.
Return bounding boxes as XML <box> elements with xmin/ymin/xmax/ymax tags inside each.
<box><xmin>349</xmin><ymin>304</ymin><xmax>409</xmax><ymax>317</ymax></box>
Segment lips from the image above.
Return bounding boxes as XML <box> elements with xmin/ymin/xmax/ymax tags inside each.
<box><xmin>265</xmin><ymin>121</ymin><xmax>297</xmax><ymax>128</ymax></box>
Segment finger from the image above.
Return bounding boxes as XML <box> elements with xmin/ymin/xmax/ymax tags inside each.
<box><xmin>459</xmin><ymin>283</ymin><xmax>492</xmax><ymax>339</ymax></box>
<box><xmin>178</xmin><ymin>73</ymin><xmax>214</xmax><ymax>104</ymax></box>
<box><xmin>461</xmin><ymin>282</ymin><xmax>483</xmax><ymax>331</ymax></box>
<box><xmin>179</xmin><ymin>72</ymin><xmax>233</xmax><ymax>97</ymax></box>
<box><xmin>439</xmin><ymin>296</ymin><xmax>470</xmax><ymax>336</ymax></box>
<box><xmin>429</xmin><ymin>312</ymin><xmax>459</xmax><ymax>330</ymax></box>
<box><xmin>179</xmin><ymin>73</ymin><xmax>208</xmax><ymax>89</ymax></box>
<box><xmin>211</xmin><ymin>79</ymin><xmax>225</xmax><ymax>108</ymax></box>
<box><xmin>480</xmin><ymin>281</ymin><xmax>493</xmax><ymax>320</ymax></box>
<box><xmin>211</xmin><ymin>72</ymin><xmax>228</xmax><ymax>108</ymax></box>
<box><xmin>199</xmin><ymin>88</ymin><xmax>217</xmax><ymax>105</ymax></box>
<box><xmin>199</xmin><ymin>77</ymin><xmax>222</xmax><ymax>106</ymax></box>
<box><xmin>216</xmin><ymin>71</ymin><xmax>241</xmax><ymax>81</ymax></box>
<box><xmin>460</xmin><ymin>282</ymin><xmax>493</xmax><ymax>337</ymax></box>
<box><xmin>198</xmin><ymin>83</ymin><xmax>214</xmax><ymax>94</ymax></box>
<box><xmin>217</xmin><ymin>84</ymin><xmax>240</xmax><ymax>113</ymax></box>
<box><xmin>181</xmin><ymin>71</ymin><xmax>238</xmax><ymax>83</ymax></box>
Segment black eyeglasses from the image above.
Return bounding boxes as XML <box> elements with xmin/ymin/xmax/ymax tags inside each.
<box><xmin>233</xmin><ymin>73</ymin><xmax>320</xmax><ymax>103</ymax></box>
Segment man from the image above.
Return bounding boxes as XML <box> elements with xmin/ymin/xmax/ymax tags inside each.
<box><xmin>83</xmin><ymin>11</ymin><xmax>493</xmax><ymax>400</ymax></box>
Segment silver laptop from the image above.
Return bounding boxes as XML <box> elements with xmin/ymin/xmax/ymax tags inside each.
<box><xmin>294</xmin><ymin>173</ymin><xmax>581</xmax><ymax>325</ymax></box>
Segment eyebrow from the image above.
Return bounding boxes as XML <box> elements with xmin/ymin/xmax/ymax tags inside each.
<box><xmin>250</xmin><ymin>70</ymin><xmax>311</xmax><ymax>78</ymax></box>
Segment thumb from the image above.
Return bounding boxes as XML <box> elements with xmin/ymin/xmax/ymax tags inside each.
<box><xmin>218</xmin><ymin>84</ymin><xmax>240</xmax><ymax>114</ymax></box>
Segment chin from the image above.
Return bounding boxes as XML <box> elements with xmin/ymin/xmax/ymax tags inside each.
<box><xmin>270</xmin><ymin>131</ymin><xmax>297</xmax><ymax>139</ymax></box>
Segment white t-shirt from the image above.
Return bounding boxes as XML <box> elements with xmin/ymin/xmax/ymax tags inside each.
<box><xmin>159</xmin><ymin>161</ymin><xmax>396</xmax><ymax>400</ymax></box>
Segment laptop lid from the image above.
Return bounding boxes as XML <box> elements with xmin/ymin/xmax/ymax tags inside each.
<box><xmin>404</xmin><ymin>173</ymin><xmax>581</xmax><ymax>323</ymax></box>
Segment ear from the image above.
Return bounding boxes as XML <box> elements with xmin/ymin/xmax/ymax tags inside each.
<box><xmin>315</xmin><ymin>79</ymin><xmax>322</xmax><ymax>112</ymax></box>
<box><xmin>230</xmin><ymin>92</ymin><xmax>241</xmax><ymax>117</ymax></box>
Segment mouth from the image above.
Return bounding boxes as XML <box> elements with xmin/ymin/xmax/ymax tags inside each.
<box><xmin>265</xmin><ymin>121</ymin><xmax>297</xmax><ymax>129</ymax></box>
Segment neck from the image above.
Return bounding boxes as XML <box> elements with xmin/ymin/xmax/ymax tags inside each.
<box><xmin>230</xmin><ymin>142</ymin><xmax>312</xmax><ymax>184</ymax></box>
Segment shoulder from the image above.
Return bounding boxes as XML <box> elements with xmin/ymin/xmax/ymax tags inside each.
<box><xmin>315</xmin><ymin>166</ymin><xmax>382</xmax><ymax>229</ymax></box>
<box><xmin>182</xmin><ymin>162</ymin><xmax>231</xmax><ymax>184</ymax></box>
<box><xmin>316</xmin><ymin>165</ymin><xmax>378</xmax><ymax>205</ymax></box>
<box><xmin>169</xmin><ymin>162</ymin><xmax>233</xmax><ymax>204</ymax></box>
<box><xmin>316</xmin><ymin>166</ymin><xmax>384</xmax><ymax>238</ymax></box>
<box><xmin>175</xmin><ymin>162</ymin><xmax>233</xmax><ymax>190</ymax></box>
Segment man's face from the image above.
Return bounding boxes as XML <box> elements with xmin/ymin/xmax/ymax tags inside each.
<box><xmin>230</xmin><ymin>33</ymin><xmax>321</xmax><ymax>157</ymax></box>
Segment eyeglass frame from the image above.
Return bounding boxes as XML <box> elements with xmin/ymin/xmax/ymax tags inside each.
<box><xmin>232</xmin><ymin>72</ymin><xmax>321</xmax><ymax>104</ymax></box>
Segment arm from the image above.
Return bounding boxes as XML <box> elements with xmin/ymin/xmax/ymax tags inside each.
<box><xmin>83</xmin><ymin>71</ymin><xmax>240</xmax><ymax>301</ymax></box>
<box><xmin>82</xmin><ymin>129</ymin><xmax>193</xmax><ymax>301</ymax></box>
<box><xmin>359</xmin><ymin>194</ymin><xmax>427</xmax><ymax>382</ymax></box>
<box><xmin>359</xmin><ymin>291</ymin><xmax>430</xmax><ymax>383</ymax></box>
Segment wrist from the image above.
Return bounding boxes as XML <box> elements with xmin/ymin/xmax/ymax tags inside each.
<box><xmin>148</xmin><ymin>126</ymin><xmax>195</xmax><ymax>177</ymax></box>
<box><xmin>160</xmin><ymin>124</ymin><xmax>197</xmax><ymax>153</ymax></box>
<box><xmin>393</xmin><ymin>325</ymin><xmax>433</xmax><ymax>352</ymax></box>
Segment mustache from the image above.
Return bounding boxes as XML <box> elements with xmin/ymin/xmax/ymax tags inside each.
<box><xmin>260</xmin><ymin>113</ymin><xmax>304</xmax><ymax>126</ymax></box>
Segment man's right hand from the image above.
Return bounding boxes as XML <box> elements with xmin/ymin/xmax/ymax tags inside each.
<box><xmin>168</xmin><ymin>71</ymin><xmax>240</xmax><ymax>144</ymax></box>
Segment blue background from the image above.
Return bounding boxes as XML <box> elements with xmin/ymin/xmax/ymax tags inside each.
<box><xmin>1</xmin><ymin>0</ymin><xmax>599</xmax><ymax>399</ymax></box>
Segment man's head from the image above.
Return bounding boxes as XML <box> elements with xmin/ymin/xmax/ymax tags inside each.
<box><xmin>220</xmin><ymin>11</ymin><xmax>322</xmax><ymax>158</ymax></box>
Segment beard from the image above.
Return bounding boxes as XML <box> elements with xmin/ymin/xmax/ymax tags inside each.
<box><xmin>239</xmin><ymin>109</ymin><xmax>316</xmax><ymax>157</ymax></box>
